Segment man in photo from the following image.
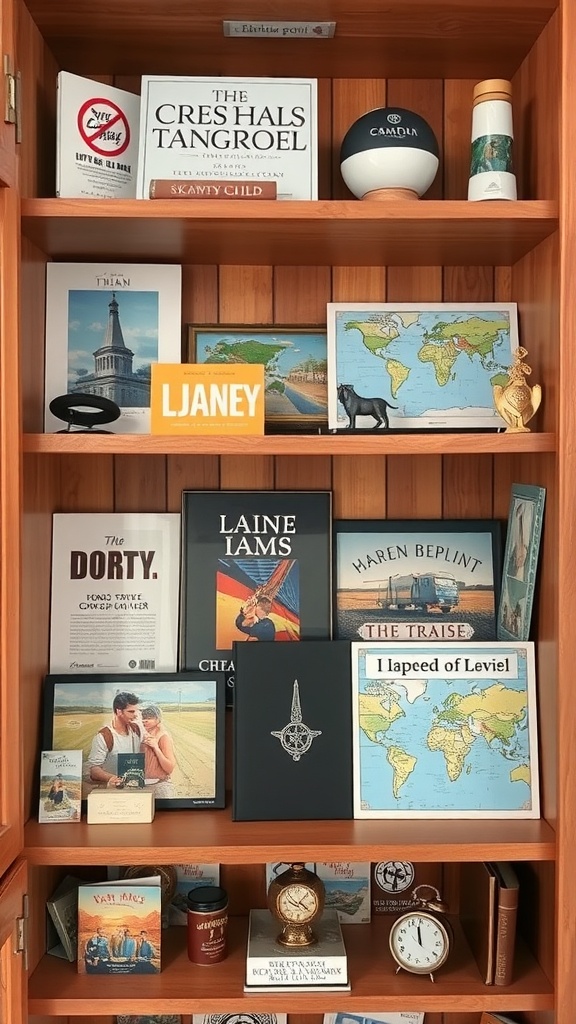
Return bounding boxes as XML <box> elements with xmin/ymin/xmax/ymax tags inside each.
<box><xmin>86</xmin><ymin>691</ymin><xmax>143</xmax><ymax>788</ymax></box>
<box><xmin>235</xmin><ymin>595</ymin><xmax>276</xmax><ymax>642</ymax></box>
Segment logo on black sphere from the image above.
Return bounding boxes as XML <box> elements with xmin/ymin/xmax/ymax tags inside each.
<box><xmin>387</xmin><ymin>113</ymin><xmax>402</xmax><ymax>124</ymax></box>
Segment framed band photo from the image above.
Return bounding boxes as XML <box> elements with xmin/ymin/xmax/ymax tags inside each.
<box><xmin>187</xmin><ymin>324</ymin><xmax>328</xmax><ymax>431</ymax></box>
<box><xmin>43</xmin><ymin>672</ymin><xmax>225</xmax><ymax>809</ymax></box>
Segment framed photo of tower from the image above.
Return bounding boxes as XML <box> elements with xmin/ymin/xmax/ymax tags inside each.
<box><xmin>44</xmin><ymin>262</ymin><xmax>182</xmax><ymax>433</ymax></box>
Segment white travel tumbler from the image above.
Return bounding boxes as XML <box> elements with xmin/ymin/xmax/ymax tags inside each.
<box><xmin>468</xmin><ymin>79</ymin><xmax>517</xmax><ymax>201</ymax></box>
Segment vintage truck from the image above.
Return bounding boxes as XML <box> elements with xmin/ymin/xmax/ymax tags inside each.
<box><xmin>368</xmin><ymin>571</ymin><xmax>460</xmax><ymax>613</ymax></box>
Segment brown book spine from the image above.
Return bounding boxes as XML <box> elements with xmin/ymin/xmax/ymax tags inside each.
<box><xmin>148</xmin><ymin>179</ymin><xmax>277</xmax><ymax>199</ymax></box>
<box><xmin>493</xmin><ymin>882</ymin><xmax>519</xmax><ymax>986</ymax></box>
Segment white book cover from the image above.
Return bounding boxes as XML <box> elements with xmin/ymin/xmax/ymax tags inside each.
<box><xmin>246</xmin><ymin>909</ymin><xmax>348</xmax><ymax>988</ymax></box>
<box><xmin>56</xmin><ymin>71</ymin><xmax>140</xmax><ymax>199</ymax></box>
<box><xmin>169</xmin><ymin>863</ymin><xmax>221</xmax><ymax>925</ymax></box>
<box><xmin>44</xmin><ymin>262</ymin><xmax>182</xmax><ymax>434</ymax></box>
<box><xmin>38</xmin><ymin>749</ymin><xmax>82</xmax><ymax>822</ymax></box>
<box><xmin>316</xmin><ymin>862</ymin><xmax>371</xmax><ymax>924</ymax></box>
<box><xmin>194</xmin><ymin>1017</ymin><xmax>287</xmax><ymax>1024</ymax></box>
<box><xmin>136</xmin><ymin>76</ymin><xmax>317</xmax><ymax>200</ymax></box>
<box><xmin>49</xmin><ymin>512</ymin><xmax>180</xmax><ymax>673</ymax></box>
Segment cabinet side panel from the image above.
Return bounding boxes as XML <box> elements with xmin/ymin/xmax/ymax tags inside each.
<box><xmin>16</xmin><ymin>0</ymin><xmax>58</xmax><ymax>198</ymax></box>
<box><xmin>513</xmin><ymin>9</ymin><xmax>560</xmax><ymax>201</ymax></box>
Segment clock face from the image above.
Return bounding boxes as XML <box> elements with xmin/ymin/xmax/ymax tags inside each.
<box><xmin>389</xmin><ymin>912</ymin><xmax>450</xmax><ymax>974</ymax></box>
<box><xmin>276</xmin><ymin>884</ymin><xmax>319</xmax><ymax>923</ymax></box>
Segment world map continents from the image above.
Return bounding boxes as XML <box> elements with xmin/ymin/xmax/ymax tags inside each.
<box><xmin>330</xmin><ymin>305</ymin><xmax>518</xmax><ymax>429</ymax></box>
<box><xmin>353</xmin><ymin>644</ymin><xmax>538</xmax><ymax>817</ymax></box>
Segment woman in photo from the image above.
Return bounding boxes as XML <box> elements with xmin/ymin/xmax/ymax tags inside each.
<box><xmin>139</xmin><ymin>704</ymin><xmax>176</xmax><ymax>799</ymax></box>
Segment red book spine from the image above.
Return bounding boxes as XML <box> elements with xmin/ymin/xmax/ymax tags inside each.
<box><xmin>148</xmin><ymin>179</ymin><xmax>277</xmax><ymax>199</ymax></box>
<box><xmin>493</xmin><ymin>886</ymin><xmax>519</xmax><ymax>986</ymax></box>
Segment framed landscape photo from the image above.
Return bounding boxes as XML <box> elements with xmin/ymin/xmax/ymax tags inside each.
<box><xmin>351</xmin><ymin>641</ymin><xmax>540</xmax><ymax>819</ymax></box>
<box><xmin>187</xmin><ymin>324</ymin><xmax>327</xmax><ymax>431</ymax></box>
<box><xmin>326</xmin><ymin>302</ymin><xmax>519</xmax><ymax>431</ymax></box>
<box><xmin>333</xmin><ymin>519</ymin><xmax>502</xmax><ymax>643</ymax></box>
<box><xmin>498</xmin><ymin>483</ymin><xmax>546</xmax><ymax>641</ymax></box>
<box><xmin>43</xmin><ymin>672</ymin><xmax>225</xmax><ymax>809</ymax></box>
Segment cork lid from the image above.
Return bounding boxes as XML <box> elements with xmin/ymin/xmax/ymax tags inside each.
<box><xmin>473</xmin><ymin>79</ymin><xmax>512</xmax><ymax>103</ymax></box>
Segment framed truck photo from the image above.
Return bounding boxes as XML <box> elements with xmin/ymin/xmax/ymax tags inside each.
<box><xmin>333</xmin><ymin>520</ymin><xmax>502</xmax><ymax>643</ymax></box>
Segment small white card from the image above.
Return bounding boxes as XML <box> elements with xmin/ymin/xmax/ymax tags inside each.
<box><xmin>86</xmin><ymin>787</ymin><xmax>155</xmax><ymax>824</ymax></box>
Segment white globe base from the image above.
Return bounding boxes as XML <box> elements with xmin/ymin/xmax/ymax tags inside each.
<box><xmin>341</xmin><ymin>147</ymin><xmax>439</xmax><ymax>200</ymax></box>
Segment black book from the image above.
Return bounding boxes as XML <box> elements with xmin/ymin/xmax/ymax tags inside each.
<box><xmin>181</xmin><ymin>490</ymin><xmax>332</xmax><ymax>704</ymax></box>
<box><xmin>233</xmin><ymin>640</ymin><xmax>353</xmax><ymax>821</ymax></box>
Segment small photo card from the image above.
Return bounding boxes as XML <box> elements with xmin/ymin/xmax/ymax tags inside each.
<box><xmin>38</xmin><ymin>750</ymin><xmax>82</xmax><ymax>823</ymax></box>
<box><xmin>316</xmin><ymin>862</ymin><xmax>371</xmax><ymax>924</ymax></box>
<box><xmin>169</xmin><ymin>864</ymin><xmax>221</xmax><ymax>925</ymax></box>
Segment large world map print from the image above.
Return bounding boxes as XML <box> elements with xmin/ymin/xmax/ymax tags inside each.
<box><xmin>327</xmin><ymin>303</ymin><xmax>519</xmax><ymax>431</ymax></box>
<box><xmin>351</xmin><ymin>641</ymin><xmax>539</xmax><ymax>819</ymax></box>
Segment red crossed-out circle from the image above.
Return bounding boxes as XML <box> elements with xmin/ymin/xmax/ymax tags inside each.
<box><xmin>77</xmin><ymin>97</ymin><xmax>131</xmax><ymax>157</ymax></box>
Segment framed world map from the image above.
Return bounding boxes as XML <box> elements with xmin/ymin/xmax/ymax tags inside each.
<box><xmin>327</xmin><ymin>302</ymin><xmax>519</xmax><ymax>431</ymax></box>
<box><xmin>351</xmin><ymin>640</ymin><xmax>539</xmax><ymax>819</ymax></box>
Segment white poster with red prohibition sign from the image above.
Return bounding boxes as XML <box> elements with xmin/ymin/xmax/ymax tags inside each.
<box><xmin>56</xmin><ymin>71</ymin><xmax>140</xmax><ymax>198</ymax></box>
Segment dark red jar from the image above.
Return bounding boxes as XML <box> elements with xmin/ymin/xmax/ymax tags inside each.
<box><xmin>187</xmin><ymin>885</ymin><xmax>228</xmax><ymax>965</ymax></box>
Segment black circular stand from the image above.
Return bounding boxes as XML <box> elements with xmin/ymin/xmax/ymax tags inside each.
<box><xmin>49</xmin><ymin>393</ymin><xmax>121</xmax><ymax>433</ymax></box>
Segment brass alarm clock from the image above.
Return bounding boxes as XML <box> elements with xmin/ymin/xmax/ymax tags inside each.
<box><xmin>388</xmin><ymin>884</ymin><xmax>453</xmax><ymax>982</ymax></box>
<box><xmin>267</xmin><ymin>862</ymin><xmax>325</xmax><ymax>946</ymax></box>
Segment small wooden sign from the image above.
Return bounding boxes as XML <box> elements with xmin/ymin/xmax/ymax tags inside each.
<box><xmin>151</xmin><ymin>362</ymin><xmax>265</xmax><ymax>435</ymax></box>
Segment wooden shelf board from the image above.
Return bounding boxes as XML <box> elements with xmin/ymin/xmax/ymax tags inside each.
<box><xmin>23</xmin><ymin>432</ymin><xmax>556</xmax><ymax>456</ymax></box>
<box><xmin>21</xmin><ymin>199</ymin><xmax>558</xmax><ymax>267</ymax></box>
<box><xmin>27</xmin><ymin>917</ymin><xmax>554</xmax><ymax>1014</ymax></box>
<box><xmin>23</xmin><ymin>811</ymin><xmax>556</xmax><ymax>865</ymax></box>
<box><xmin>22</xmin><ymin>1</ymin><xmax>557</xmax><ymax>78</ymax></box>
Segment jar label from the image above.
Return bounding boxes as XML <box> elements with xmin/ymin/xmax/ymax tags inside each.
<box><xmin>470</xmin><ymin>134</ymin><xmax>513</xmax><ymax>177</ymax></box>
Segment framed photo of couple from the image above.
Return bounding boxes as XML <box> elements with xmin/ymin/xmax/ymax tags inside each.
<box><xmin>43</xmin><ymin>672</ymin><xmax>226</xmax><ymax>809</ymax></box>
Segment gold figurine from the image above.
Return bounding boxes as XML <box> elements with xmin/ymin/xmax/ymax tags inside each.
<box><xmin>493</xmin><ymin>346</ymin><xmax>542</xmax><ymax>432</ymax></box>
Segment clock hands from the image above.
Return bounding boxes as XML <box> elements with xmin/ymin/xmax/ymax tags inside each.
<box><xmin>417</xmin><ymin>924</ymin><xmax>423</xmax><ymax>946</ymax></box>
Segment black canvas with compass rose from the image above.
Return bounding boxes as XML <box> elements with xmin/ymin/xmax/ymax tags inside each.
<box><xmin>232</xmin><ymin>640</ymin><xmax>353</xmax><ymax>821</ymax></box>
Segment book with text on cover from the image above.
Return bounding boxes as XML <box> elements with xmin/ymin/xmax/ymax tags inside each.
<box><xmin>181</xmin><ymin>490</ymin><xmax>332</xmax><ymax>704</ymax></box>
<box><xmin>233</xmin><ymin>640</ymin><xmax>353</xmax><ymax>821</ymax></box>
<box><xmin>151</xmin><ymin>363</ymin><xmax>264</xmax><ymax>435</ymax></box>
<box><xmin>137</xmin><ymin>76</ymin><xmax>317</xmax><ymax>201</ymax></box>
<box><xmin>77</xmin><ymin>876</ymin><xmax>161</xmax><ymax>975</ymax></box>
<box><xmin>44</xmin><ymin>262</ymin><xmax>182</xmax><ymax>435</ymax></box>
<box><xmin>38</xmin><ymin>749</ymin><xmax>82</xmax><ymax>823</ymax></box>
<box><xmin>245</xmin><ymin>908</ymin><xmax>348</xmax><ymax>991</ymax></box>
<box><xmin>49</xmin><ymin>512</ymin><xmax>180</xmax><ymax>674</ymax></box>
<box><xmin>56</xmin><ymin>71</ymin><xmax>140</xmax><ymax>199</ymax></box>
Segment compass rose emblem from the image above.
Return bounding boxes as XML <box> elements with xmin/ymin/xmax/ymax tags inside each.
<box><xmin>271</xmin><ymin>680</ymin><xmax>322</xmax><ymax>761</ymax></box>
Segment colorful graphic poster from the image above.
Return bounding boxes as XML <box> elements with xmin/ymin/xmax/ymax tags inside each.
<box><xmin>216</xmin><ymin>557</ymin><xmax>300</xmax><ymax>648</ymax></box>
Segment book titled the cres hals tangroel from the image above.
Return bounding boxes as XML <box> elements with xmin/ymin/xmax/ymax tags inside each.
<box><xmin>77</xmin><ymin>876</ymin><xmax>161</xmax><ymax>975</ymax></box>
<box><xmin>136</xmin><ymin>76</ymin><xmax>317</xmax><ymax>200</ymax></box>
<box><xmin>180</xmin><ymin>490</ymin><xmax>332</xmax><ymax>704</ymax></box>
<box><xmin>49</xmin><ymin>512</ymin><xmax>180</xmax><ymax>674</ymax></box>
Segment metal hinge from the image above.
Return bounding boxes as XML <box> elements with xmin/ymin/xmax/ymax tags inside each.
<box><xmin>14</xmin><ymin>894</ymin><xmax>28</xmax><ymax>971</ymax></box>
<box><xmin>4</xmin><ymin>54</ymin><xmax>21</xmax><ymax>143</ymax></box>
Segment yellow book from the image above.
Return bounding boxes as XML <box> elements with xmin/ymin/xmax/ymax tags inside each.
<box><xmin>151</xmin><ymin>362</ymin><xmax>264</xmax><ymax>435</ymax></box>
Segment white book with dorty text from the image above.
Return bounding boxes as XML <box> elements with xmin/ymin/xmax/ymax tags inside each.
<box><xmin>44</xmin><ymin>262</ymin><xmax>182</xmax><ymax>434</ymax></box>
<box><xmin>245</xmin><ymin>909</ymin><xmax>348</xmax><ymax>990</ymax></box>
<box><xmin>49</xmin><ymin>512</ymin><xmax>180</xmax><ymax>674</ymax></box>
<box><xmin>56</xmin><ymin>71</ymin><xmax>140</xmax><ymax>198</ymax></box>
<box><xmin>136</xmin><ymin>76</ymin><xmax>317</xmax><ymax>200</ymax></box>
